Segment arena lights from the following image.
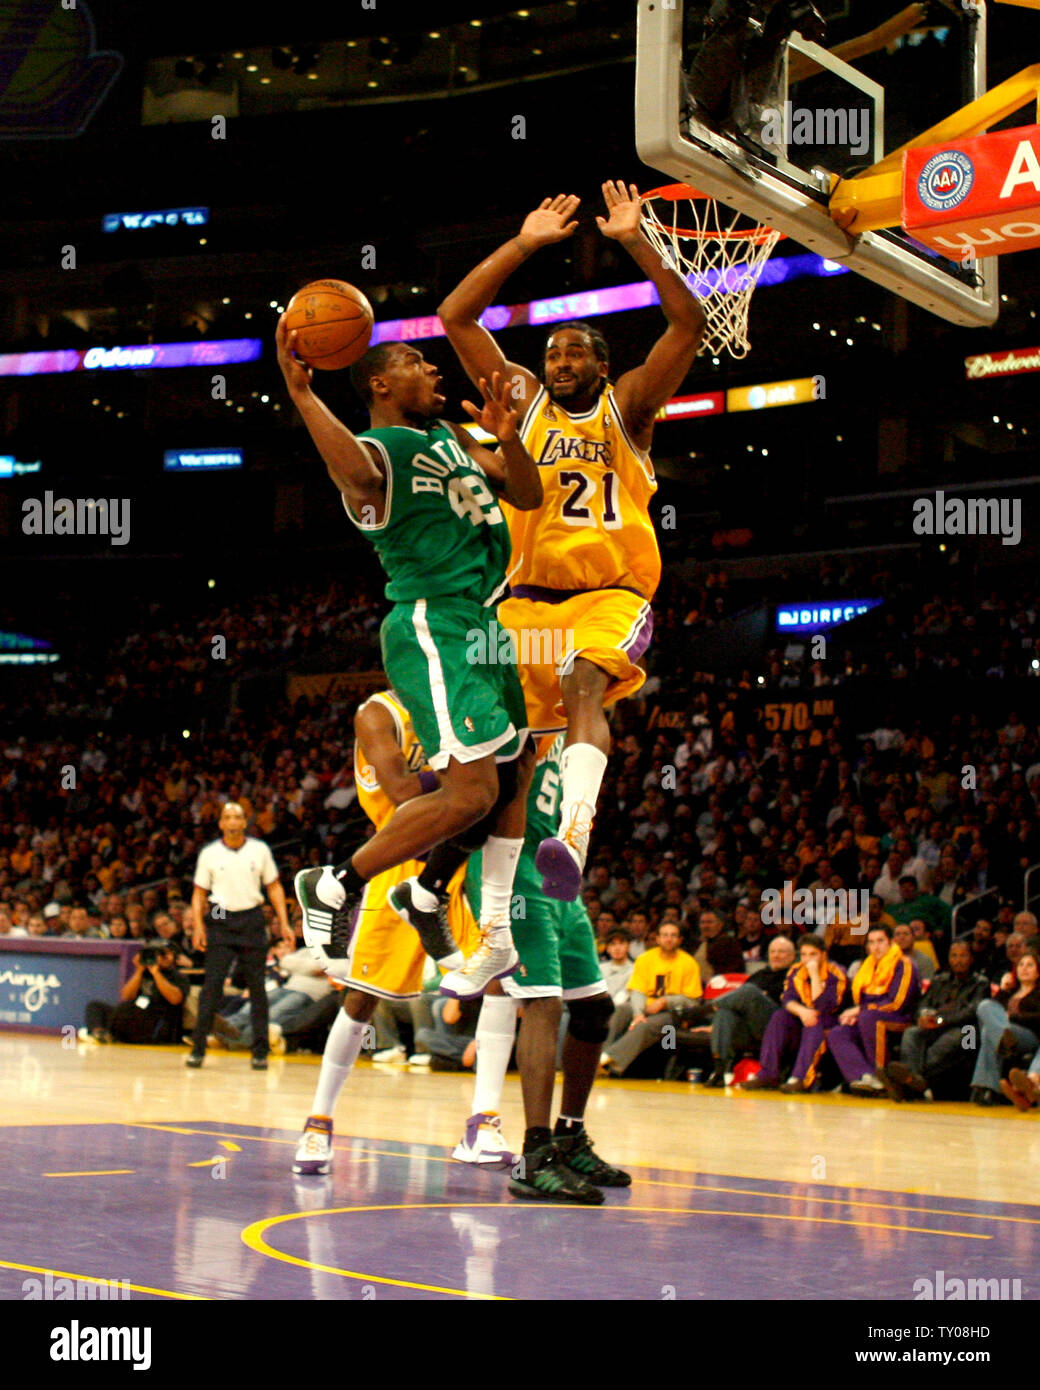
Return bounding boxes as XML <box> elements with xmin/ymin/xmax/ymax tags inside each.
<box><xmin>0</xmin><ymin>338</ymin><xmax>262</xmax><ymax>378</ymax></box>
<box><xmin>103</xmin><ymin>207</ymin><xmax>208</xmax><ymax>233</ymax></box>
<box><xmin>370</xmin><ymin>255</ymin><xmax>851</xmax><ymax>346</ymax></box>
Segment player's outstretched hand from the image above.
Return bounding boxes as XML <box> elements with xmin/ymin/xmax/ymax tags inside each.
<box><xmin>519</xmin><ymin>194</ymin><xmax>580</xmax><ymax>249</ymax></box>
<box><xmin>460</xmin><ymin>371</ymin><xmax>520</xmax><ymax>443</ymax></box>
<box><xmin>596</xmin><ymin>179</ymin><xmax>643</xmax><ymax>242</ymax></box>
<box><xmin>276</xmin><ymin>315</ymin><xmax>313</xmax><ymax>396</ymax></box>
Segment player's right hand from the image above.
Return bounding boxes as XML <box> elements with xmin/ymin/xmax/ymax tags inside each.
<box><xmin>519</xmin><ymin>194</ymin><xmax>580</xmax><ymax>248</ymax></box>
<box><xmin>276</xmin><ymin>316</ymin><xmax>313</xmax><ymax>394</ymax></box>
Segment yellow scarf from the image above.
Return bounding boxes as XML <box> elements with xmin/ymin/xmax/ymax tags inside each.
<box><xmin>852</xmin><ymin>942</ymin><xmax>902</xmax><ymax>1003</ymax></box>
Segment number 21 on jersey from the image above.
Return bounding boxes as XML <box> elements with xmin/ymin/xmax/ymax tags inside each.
<box><xmin>559</xmin><ymin>469</ymin><xmax>621</xmax><ymax>530</ymax></box>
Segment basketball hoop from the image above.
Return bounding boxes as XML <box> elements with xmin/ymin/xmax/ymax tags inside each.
<box><xmin>639</xmin><ymin>184</ymin><xmax>785</xmax><ymax>360</ymax></box>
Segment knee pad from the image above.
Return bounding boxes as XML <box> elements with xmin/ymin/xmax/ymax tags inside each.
<box><xmin>567</xmin><ymin>993</ymin><xmax>614</xmax><ymax>1045</ymax></box>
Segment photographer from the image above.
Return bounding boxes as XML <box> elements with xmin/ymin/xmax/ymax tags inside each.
<box><xmin>82</xmin><ymin>943</ymin><xmax>187</xmax><ymax>1044</ymax></box>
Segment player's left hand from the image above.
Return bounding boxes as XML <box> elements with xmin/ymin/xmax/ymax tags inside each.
<box><xmin>460</xmin><ymin>372</ymin><xmax>519</xmax><ymax>443</ymax></box>
<box><xmin>595</xmin><ymin>180</ymin><xmax>644</xmax><ymax>243</ymax></box>
<box><xmin>281</xmin><ymin>925</ymin><xmax>295</xmax><ymax>948</ymax></box>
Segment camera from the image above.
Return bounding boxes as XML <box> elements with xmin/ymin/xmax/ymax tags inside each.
<box><xmin>138</xmin><ymin>943</ymin><xmax>166</xmax><ymax>967</ymax></box>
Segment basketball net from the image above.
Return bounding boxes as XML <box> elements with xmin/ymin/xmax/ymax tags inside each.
<box><xmin>639</xmin><ymin>184</ymin><xmax>784</xmax><ymax>360</ymax></box>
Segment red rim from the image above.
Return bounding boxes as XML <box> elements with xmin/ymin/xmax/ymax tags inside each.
<box><xmin>640</xmin><ymin>183</ymin><xmax>786</xmax><ymax>243</ymax></box>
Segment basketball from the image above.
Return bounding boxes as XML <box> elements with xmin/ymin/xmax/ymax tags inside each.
<box><xmin>284</xmin><ymin>279</ymin><xmax>374</xmax><ymax>370</ymax></box>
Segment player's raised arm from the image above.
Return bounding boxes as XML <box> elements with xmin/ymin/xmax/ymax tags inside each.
<box><xmin>450</xmin><ymin>372</ymin><xmax>543</xmax><ymax>512</ymax></box>
<box><xmin>597</xmin><ymin>180</ymin><xmax>706</xmax><ymax>449</ymax></box>
<box><xmin>354</xmin><ymin>700</ymin><xmax>429</xmax><ymax>807</ymax></box>
<box><xmin>437</xmin><ymin>194</ymin><xmax>580</xmax><ymax>408</ymax></box>
<box><xmin>276</xmin><ymin>315</ymin><xmax>385</xmax><ymax>506</ymax></box>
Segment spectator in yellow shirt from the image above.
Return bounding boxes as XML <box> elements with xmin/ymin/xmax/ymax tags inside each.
<box><xmin>600</xmin><ymin>922</ymin><xmax>702</xmax><ymax>1077</ymax></box>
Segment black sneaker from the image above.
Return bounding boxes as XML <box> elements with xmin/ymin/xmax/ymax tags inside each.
<box><xmin>555</xmin><ymin>1129</ymin><xmax>632</xmax><ymax>1187</ymax></box>
<box><xmin>388</xmin><ymin>878</ymin><xmax>463</xmax><ymax>968</ymax></box>
<box><xmin>295</xmin><ymin>867</ymin><xmax>360</xmax><ymax>961</ymax></box>
<box><xmin>251</xmin><ymin>1058</ymin><xmax>268</xmax><ymax>1071</ymax></box>
<box><xmin>508</xmin><ymin>1142</ymin><xmax>605</xmax><ymax>1205</ymax></box>
<box><xmin>185</xmin><ymin>1053</ymin><xmax>204</xmax><ymax>1069</ymax></box>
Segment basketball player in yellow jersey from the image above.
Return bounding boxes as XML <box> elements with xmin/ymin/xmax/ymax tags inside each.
<box><xmin>293</xmin><ymin>689</ymin><xmax>479</xmax><ymax>1175</ymax></box>
<box><xmin>439</xmin><ymin>181</ymin><xmax>705</xmax><ymax>899</ymax></box>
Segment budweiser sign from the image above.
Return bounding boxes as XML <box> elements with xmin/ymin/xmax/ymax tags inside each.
<box><xmin>965</xmin><ymin>346</ymin><xmax>1040</xmax><ymax>380</ymax></box>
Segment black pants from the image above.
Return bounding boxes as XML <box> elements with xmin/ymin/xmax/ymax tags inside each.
<box><xmin>85</xmin><ymin>1000</ymin><xmax>158</xmax><ymax>1044</ymax></box>
<box><xmin>192</xmin><ymin>911</ymin><xmax>269</xmax><ymax>1059</ymax></box>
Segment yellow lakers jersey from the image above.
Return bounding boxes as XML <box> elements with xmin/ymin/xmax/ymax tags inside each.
<box><xmin>354</xmin><ymin>690</ymin><xmax>427</xmax><ymax>831</ymax></box>
<box><xmin>505</xmin><ymin>385</ymin><xmax>661</xmax><ymax>599</ymax></box>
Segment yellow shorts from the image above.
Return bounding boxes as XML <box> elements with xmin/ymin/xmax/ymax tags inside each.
<box><xmin>333</xmin><ymin>860</ymin><xmax>478</xmax><ymax>999</ymax></box>
<box><xmin>498</xmin><ymin>587</ymin><xmax>655</xmax><ymax>736</ymax></box>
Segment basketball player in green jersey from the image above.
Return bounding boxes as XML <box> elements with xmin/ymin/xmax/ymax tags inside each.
<box><xmin>457</xmin><ymin>734</ymin><xmax>628</xmax><ymax>1202</ymax></box>
<box><xmin>276</xmin><ymin>318</ymin><xmax>541</xmax><ymax>997</ymax></box>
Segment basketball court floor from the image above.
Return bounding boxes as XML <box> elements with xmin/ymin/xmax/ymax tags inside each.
<box><xmin>2</xmin><ymin>1030</ymin><xmax>1035</xmax><ymax>1302</ymax></box>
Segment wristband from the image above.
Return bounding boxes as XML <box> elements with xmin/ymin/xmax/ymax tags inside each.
<box><xmin>418</xmin><ymin>771</ymin><xmax>439</xmax><ymax>794</ymax></box>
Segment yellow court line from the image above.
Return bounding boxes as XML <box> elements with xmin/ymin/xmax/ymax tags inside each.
<box><xmin>219</xmin><ymin>1140</ymin><xmax>241</xmax><ymax>1152</ymax></box>
<box><xmin>243</xmin><ymin>1200</ymin><xmax>987</xmax><ymax>1305</ymax></box>
<box><xmin>44</xmin><ymin>1169</ymin><xmax>135</xmax><ymax>1177</ymax></box>
<box><xmin>242</xmin><ymin>1206</ymin><xmax>509</xmax><ymax>1299</ymax></box>
<box><xmin>0</xmin><ymin>1257</ymin><xmax>206</xmax><ymax>1301</ymax></box>
<box><xmin>633</xmin><ymin>1176</ymin><xmax>1040</xmax><ymax>1226</ymax></box>
<box><xmin>126</xmin><ymin>1124</ymin><xmax>1027</xmax><ymax>1224</ymax></box>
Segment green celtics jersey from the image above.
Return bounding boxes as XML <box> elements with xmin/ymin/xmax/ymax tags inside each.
<box><xmin>347</xmin><ymin>421</ymin><xmax>512</xmax><ymax>605</ymax></box>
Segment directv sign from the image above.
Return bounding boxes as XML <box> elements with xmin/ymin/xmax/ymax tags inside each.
<box><xmin>164</xmin><ymin>448</ymin><xmax>243</xmax><ymax>472</ymax></box>
<box><xmin>0</xmin><ymin>456</ymin><xmax>41</xmax><ymax>477</ymax></box>
<box><xmin>103</xmin><ymin>207</ymin><xmax>209</xmax><ymax>233</ymax></box>
<box><xmin>776</xmin><ymin>599</ymin><xmax>883</xmax><ymax>633</ymax></box>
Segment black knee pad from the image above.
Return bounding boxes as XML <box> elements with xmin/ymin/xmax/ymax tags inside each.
<box><xmin>567</xmin><ymin>993</ymin><xmax>614</xmax><ymax>1045</ymax></box>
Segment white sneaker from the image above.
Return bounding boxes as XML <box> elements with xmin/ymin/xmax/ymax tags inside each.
<box><xmin>293</xmin><ymin>1116</ymin><xmax>333</xmax><ymax>1175</ymax></box>
<box><xmin>268</xmin><ymin>1023</ymin><xmax>286</xmax><ymax>1056</ymax></box>
<box><xmin>452</xmin><ymin>1112</ymin><xmax>516</xmax><ymax>1169</ymax></box>
<box><xmin>439</xmin><ymin>931</ymin><xmax>519</xmax><ymax>999</ymax></box>
<box><xmin>408</xmin><ymin>1053</ymin><xmax>432</xmax><ymax>1066</ymax></box>
<box><xmin>372</xmin><ymin>1044</ymin><xmax>407</xmax><ymax>1063</ymax></box>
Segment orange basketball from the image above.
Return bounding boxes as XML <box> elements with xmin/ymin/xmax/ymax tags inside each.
<box><xmin>284</xmin><ymin>279</ymin><xmax>374</xmax><ymax>370</ymax></box>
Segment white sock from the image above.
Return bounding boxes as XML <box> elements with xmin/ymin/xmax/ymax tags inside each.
<box><xmin>479</xmin><ymin>836</ymin><xmax>522</xmax><ymax>944</ymax></box>
<box><xmin>310</xmin><ymin>1011</ymin><xmax>368</xmax><ymax>1118</ymax></box>
<box><xmin>471</xmin><ymin>995</ymin><xmax>519</xmax><ymax>1114</ymax></box>
<box><xmin>558</xmin><ymin>744</ymin><xmax>608</xmax><ymax>857</ymax></box>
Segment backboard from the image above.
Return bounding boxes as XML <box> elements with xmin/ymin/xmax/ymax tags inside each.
<box><xmin>635</xmin><ymin>0</ymin><xmax>999</xmax><ymax>327</ymax></box>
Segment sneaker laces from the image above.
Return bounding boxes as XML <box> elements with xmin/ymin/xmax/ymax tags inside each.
<box><xmin>560</xmin><ymin>801</ymin><xmax>595</xmax><ymax>861</ymax></box>
<box><xmin>301</xmin><ymin>1129</ymin><xmax>329</xmax><ymax>1155</ymax></box>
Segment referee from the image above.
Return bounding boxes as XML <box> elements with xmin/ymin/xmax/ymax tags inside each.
<box><xmin>186</xmin><ymin>802</ymin><xmax>293</xmax><ymax>1069</ymax></box>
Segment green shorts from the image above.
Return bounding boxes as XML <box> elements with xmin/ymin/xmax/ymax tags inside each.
<box><xmin>381</xmin><ymin>597</ymin><xmax>528</xmax><ymax>770</ymax></box>
<box><xmin>467</xmin><ymin>854</ymin><xmax>606</xmax><ymax>999</ymax></box>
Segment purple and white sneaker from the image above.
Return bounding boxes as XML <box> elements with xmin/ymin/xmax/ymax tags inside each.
<box><xmin>292</xmin><ymin>1115</ymin><xmax>333</xmax><ymax>1175</ymax></box>
<box><xmin>452</xmin><ymin>1113</ymin><xmax>515</xmax><ymax>1169</ymax></box>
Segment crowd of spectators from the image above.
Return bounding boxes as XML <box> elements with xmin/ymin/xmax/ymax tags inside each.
<box><xmin>3</xmin><ymin>554</ymin><xmax>1040</xmax><ymax>1107</ymax></box>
